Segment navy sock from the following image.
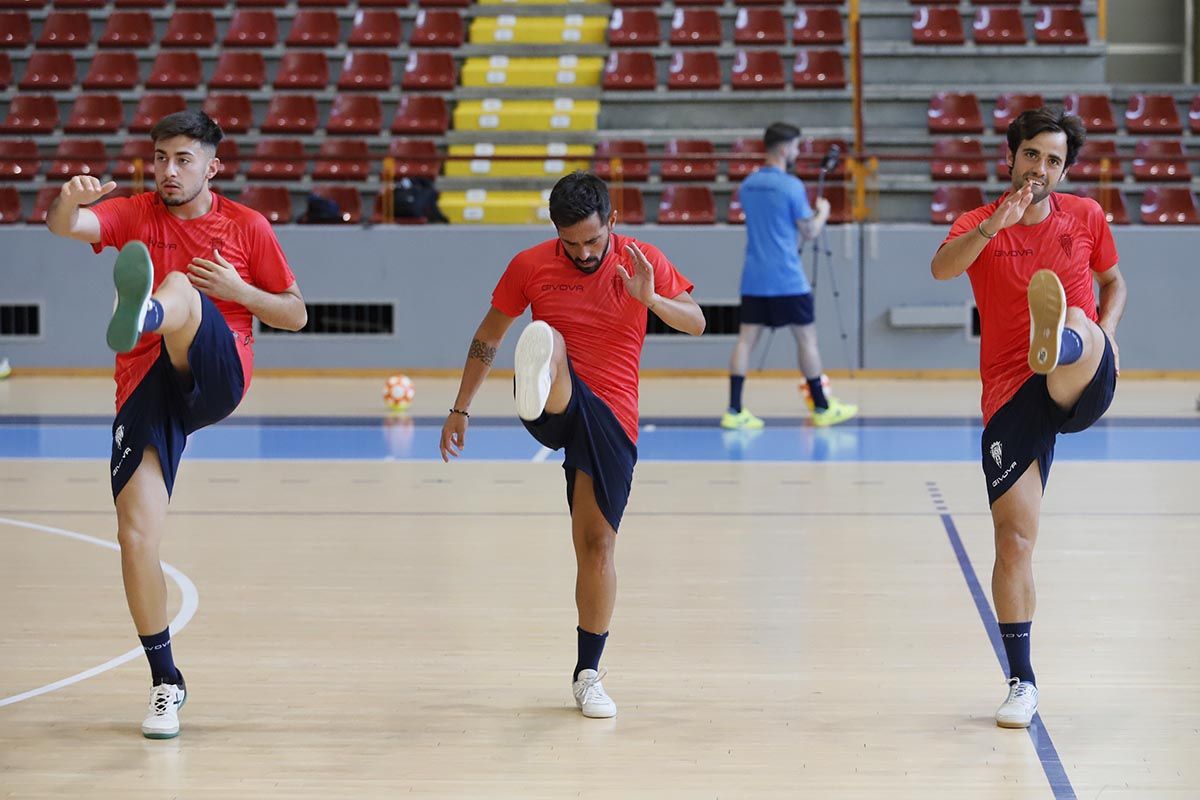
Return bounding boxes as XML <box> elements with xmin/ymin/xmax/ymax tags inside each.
<box><xmin>729</xmin><ymin>374</ymin><xmax>745</xmax><ymax>413</ymax></box>
<box><xmin>806</xmin><ymin>376</ymin><xmax>829</xmax><ymax>410</ymax></box>
<box><xmin>141</xmin><ymin>299</ymin><xmax>164</xmax><ymax>333</ymax></box>
<box><xmin>1058</xmin><ymin>327</ymin><xmax>1083</xmax><ymax>366</ymax></box>
<box><xmin>139</xmin><ymin>627</ymin><xmax>180</xmax><ymax>686</ymax></box>
<box><xmin>999</xmin><ymin>621</ymin><xmax>1035</xmax><ymax>686</ymax></box>
<box><xmin>574</xmin><ymin>626</ymin><xmax>608</xmax><ymax>681</ymax></box>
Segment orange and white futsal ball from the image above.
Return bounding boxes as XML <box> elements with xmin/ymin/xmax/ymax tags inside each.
<box><xmin>383</xmin><ymin>374</ymin><xmax>415</xmax><ymax>412</ymax></box>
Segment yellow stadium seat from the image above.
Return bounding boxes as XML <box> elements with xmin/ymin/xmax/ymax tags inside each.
<box><xmin>453</xmin><ymin>98</ymin><xmax>600</xmax><ymax>131</ymax></box>
<box><xmin>460</xmin><ymin>56</ymin><xmax>603</xmax><ymax>88</ymax></box>
<box><xmin>444</xmin><ymin>143</ymin><xmax>594</xmax><ymax>178</ymax></box>
<box><xmin>469</xmin><ymin>14</ymin><xmax>607</xmax><ymax>45</ymax></box>
<box><xmin>440</xmin><ymin>189</ymin><xmax>552</xmax><ymax>224</ymax></box>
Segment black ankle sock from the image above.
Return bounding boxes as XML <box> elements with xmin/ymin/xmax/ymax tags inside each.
<box><xmin>139</xmin><ymin>627</ymin><xmax>180</xmax><ymax>686</ymax></box>
<box><xmin>806</xmin><ymin>376</ymin><xmax>829</xmax><ymax>410</ymax></box>
<box><xmin>999</xmin><ymin>621</ymin><xmax>1035</xmax><ymax>686</ymax></box>
<box><xmin>574</xmin><ymin>626</ymin><xmax>609</xmax><ymax>681</ymax></box>
<box><xmin>729</xmin><ymin>375</ymin><xmax>745</xmax><ymax>413</ymax></box>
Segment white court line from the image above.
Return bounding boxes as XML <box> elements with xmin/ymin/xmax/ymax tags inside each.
<box><xmin>0</xmin><ymin>516</ymin><xmax>199</xmax><ymax>708</ymax></box>
<box><xmin>531</xmin><ymin>446</ymin><xmax>553</xmax><ymax>463</ymax></box>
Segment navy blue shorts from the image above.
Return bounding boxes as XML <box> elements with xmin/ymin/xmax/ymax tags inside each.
<box><xmin>740</xmin><ymin>294</ymin><xmax>815</xmax><ymax>328</ymax></box>
<box><xmin>520</xmin><ymin>362</ymin><xmax>638</xmax><ymax>532</ymax></box>
<box><xmin>110</xmin><ymin>292</ymin><xmax>245</xmax><ymax>500</ymax></box>
<box><xmin>981</xmin><ymin>333</ymin><xmax>1117</xmax><ymax>506</ymax></box>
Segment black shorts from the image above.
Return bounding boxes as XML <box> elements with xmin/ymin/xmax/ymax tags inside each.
<box><xmin>740</xmin><ymin>294</ymin><xmax>815</xmax><ymax>328</ymax></box>
<box><xmin>110</xmin><ymin>293</ymin><xmax>246</xmax><ymax>500</ymax></box>
<box><xmin>521</xmin><ymin>361</ymin><xmax>638</xmax><ymax>532</ymax></box>
<box><xmin>981</xmin><ymin>333</ymin><xmax>1117</xmax><ymax>506</ymax></box>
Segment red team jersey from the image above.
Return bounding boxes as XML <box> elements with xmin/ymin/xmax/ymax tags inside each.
<box><xmin>943</xmin><ymin>192</ymin><xmax>1118</xmax><ymax>423</ymax></box>
<box><xmin>91</xmin><ymin>191</ymin><xmax>296</xmax><ymax>411</ymax></box>
<box><xmin>491</xmin><ymin>232</ymin><xmax>694</xmax><ymax>444</ymax></box>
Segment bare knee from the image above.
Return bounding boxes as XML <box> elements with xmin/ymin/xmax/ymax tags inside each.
<box><xmin>1066</xmin><ymin>308</ymin><xmax>1103</xmax><ymax>351</ymax></box>
<box><xmin>994</xmin><ymin>524</ymin><xmax>1035</xmax><ymax>569</ymax></box>
<box><xmin>117</xmin><ymin>522</ymin><xmax>161</xmax><ymax>556</ymax></box>
<box><xmin>576</xmin><ymin>527</ymin><xmax>616</xmax><ymax>571</ymax></box>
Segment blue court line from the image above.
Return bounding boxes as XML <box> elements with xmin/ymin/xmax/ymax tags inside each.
<box><xmin>926</xmin><ymin>481</ymin><xmax>1076</xmax><ymax>800</ymax></box>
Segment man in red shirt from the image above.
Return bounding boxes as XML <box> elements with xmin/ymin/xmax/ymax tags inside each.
<box><xmin>932</xmin><ymin>107</ymin><xmax>1127</xmax><ymax>729</ymax></box>
<box><xmin>439</xmin><ymin>172</ymin><xmax>704</xmax><ymax>717</ymax></box>
<box><xmin>46</xmin><ymin>110</ymin><xmax>307</xmax><ymax>739</ymax></box>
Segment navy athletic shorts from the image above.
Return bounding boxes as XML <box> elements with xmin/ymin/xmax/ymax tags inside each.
<box><xmin>110</xmin><ymin>292</ymin><xmax>245</xmax><ymax>500</ymax></box>
<box><xmin>981</xmin><ymin>333</ymin><xmax>1117</xmax><ymax>506</ymax></box>
<box><xmin>740</xmin><ymin>293</ymin><xmax>815</xmax><ymax>328</ymax></box>
<box><xmin>521</xmin><ymin>361</ymin><xmax>638</xmax><ymax>532</ymax></box>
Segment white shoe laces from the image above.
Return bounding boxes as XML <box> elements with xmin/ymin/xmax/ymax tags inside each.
<box><xmin>576</xmin><ymin>669</ymin><xmax>609</xmax><ymax>705</ymax></box>
<box><xmin>148</xmin><ymin>685</ymin><xmax>175</xmax><ymax>717</ymax></box>
<box><xmin>1005</xmin><ymin>678</ymin><xmax>1036</xmax><ymax>706</ymax></box>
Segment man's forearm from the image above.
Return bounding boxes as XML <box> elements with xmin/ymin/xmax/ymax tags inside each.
<box><xmin>452</xmin><ymin>337</ymin><xmax>499</xmax><ymax>411</ymax></box>
<box><xmin>237</xmin><ymin>286</ymin><xmax>307</xmax><ymax>331</ymax></box>
<box><xmin>1097</xmin><ymin>277</ymin><xmax>1127</xmax><ymax>334</ymax></box>
<box><xmin>649</xmin><ymin>295</ymin><xmax>705</xmax><ymax>336</ymax></box>
<box><xmin>931</xmin><ymin>227</ymin><xmax>990</xmax><ymax>280</ymax></box>
<box><xmin>45</xmin><ymin>196</ymin><xmax>78</xmax><ymax>237</ymax></box>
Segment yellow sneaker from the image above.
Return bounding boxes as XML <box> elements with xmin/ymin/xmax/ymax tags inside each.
<box><xmin>720</xmin><ymin>409</ymin><xmax>764</xmax><ymax>430</ymax></box>
<box><xmin>811</xmin><ymin>397</ymin><xmax>858</xmax><ymax>427</ymax></box>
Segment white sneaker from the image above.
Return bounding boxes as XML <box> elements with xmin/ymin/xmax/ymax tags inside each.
<box><xmin>572</xmin><ymin>668</ymin><xmax>617</xmax><ymax>718</ymax></box>
<box><xmin>1027</xmin><ymin>269</ymin><xmax>1066</xmax><ymax>375</ymax></box>
<box><xmin>141</xmin><ymin>677</ymin><xmax>187</xmax><ymax>739</ymax></box>
<box><xmin>995</xmin><ymin>677</ymin><xmax>1038</xmax><ymax>728</ymax></box>
<box><xmin>514</xmin><ymin>320</ymin><xmax>555</xmax><ymax>421</ymax></box>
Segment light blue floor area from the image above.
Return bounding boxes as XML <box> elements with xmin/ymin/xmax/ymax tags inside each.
<box><xmin>2</xmin><ymin>416</ymin><xmax>1199</xmax><ymax>462</ymax></box>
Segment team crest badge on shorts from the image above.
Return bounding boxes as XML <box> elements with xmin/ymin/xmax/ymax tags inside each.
<box><xmin>115</xmin><ymin>424</ymin><xmax>125</xmax><ymax>449</ymax></box>
<box><xmin>990</xmin><ymin>440</ymin><xmax>1003</xmax><ymax>468</ymax></box>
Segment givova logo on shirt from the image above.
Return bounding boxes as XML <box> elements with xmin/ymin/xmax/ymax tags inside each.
<box><xmin>541</xmin><ymin>284</ymin><xmax>584</xmax><ymax>292</ymax></box>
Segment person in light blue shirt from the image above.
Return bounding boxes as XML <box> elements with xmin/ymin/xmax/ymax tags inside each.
<box><xmin>722</xmin><ymin>122</ymin><xmax>858</xmax><ymax>429</ymax></box>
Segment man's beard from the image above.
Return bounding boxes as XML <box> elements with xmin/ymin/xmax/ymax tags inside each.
<box><xmin>570</xmin><ymin>237</ymin><xmax>609</xmax><ymax>273</ymax></box>
<box><xmin>159</xmin><ymin>183</ymin><xmax>203</xmax><ymax>207</ymax></box>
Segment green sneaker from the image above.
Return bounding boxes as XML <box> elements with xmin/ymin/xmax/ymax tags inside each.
<box><xmin>811</xmin><ymin>397</ymin><xmax>858</xmax><ymax>427</ymax></box>
<box><xmin>106</xmin><ymin>240</ymin><xmax>154</xmax><ymax>353</ymax></box>
<box><xmin>720</xmin><ymin>408</ymin><xmax>765</xmax><ymax>430</ymax></box>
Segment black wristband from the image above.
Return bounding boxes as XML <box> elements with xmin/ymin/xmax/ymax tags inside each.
<box><xmin>449</xmin><ymin>407</ymin><xmax>470</xmax><ymax>418</ymax></box>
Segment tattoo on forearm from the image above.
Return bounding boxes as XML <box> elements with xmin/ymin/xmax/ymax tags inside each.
<box><xmin>469</xmin><ymin>338</ymin><xmax>496</xmax><ymax>366</ymax></box>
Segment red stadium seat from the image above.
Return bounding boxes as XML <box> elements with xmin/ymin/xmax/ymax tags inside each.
<box><xmin>668</xmin><ymin>51</ymin><xmax>721</xmax><ymax>90</ymax></box>
<box><xmin>928</xmin><ymin>91</ymin><xmax>983</xmax><ymax>133</ymax></box>
<box><xmin>28</xmin><ymin>187</ymin><xmax>62</xmax><ymax>224</ymax></box>
<box><xmin>795</xmin><ymin>137</ymin><xmax>848</xmax><ymax>180</ymax></box>
<box><xmin>359</xmin><ymin>0</ymin><xmax>407</xmax><ymax>7</ymax></box>
<box><xmin>0</xmin><ymin>0</ymin><xmax>43</xmax><ymax>7</ymax></box>
<box><xmin>307</xmin><ymin>186</ymin><xmax>362</xmax><ymax>224</ymax></box>
<box><xmin>610</xmin><ymin>0</ymin><xmax>657</xmax><ymax>7</ymax></box>
<box><xmin>215</xmin><ymin>139</ymin><xmax>240</xmax><ymax>178</ymax></box>
<box><xmin>1</xmin><ymin>94</ymin><xmax>59</xmax><ymax>133</ymax></box>
<box><xmin>224</xmin><ymin>11</ymin><xmax>278</xmax><ymax>47</ymax></box>
<box><xmin>610</xmin><ymin>187</ymin><xmax>645</xmax><ymax>224</ymax></box>
<box><xmin>1063</xmin><ymin>93</ymin><xmax>1116</xmax><ymax>133</ymax></box>
<box><xmin>931</xmin><ymin>185</ymin><xmax>985</xmax><ymax>224</ymax></box>
<box><xmin>211</xmin><ymin>51</ymin><xmax>267</xmax><ymax>90</ymax></box>
<box><xmin>262</xmin><ymin>95</ymin><xmax>320</xmax><ymax>134</ymax></box>
<box><xmin>401</xmin><ymin>51</ymin><xmax>457</xmax><ymax>91</ymax></box>
<box><xmin>1125</xmin><ymin>94</ymin><xmax>1183</xmax><ymax>135</ymax></box>
<box><xmin>1072</xmin><ymin>139</ymin><xmax>1123</xmax><ymax>182</ymax></box>
<box><xmin>38</xmin><ymin>11</ymin><xmax>91</xmax><ymax>48</ymax></box>
<box><xmin>162</xmin><ymin>12</ymin><xmax>217</xmax><ymax>48</ymax></box>
<box><xmin>1132</xmin><ymin>139</ymin><xmax>1191</xmax><ymax>183</ymax></box>
<box><xmin>99</xmin><ymin>12</ymin><xmax>154</xmax><ymax>48</ymax></box>
<box><xmin>248</xmin><ymin>139</ymin><xmax>307</xmax><ymax>181</ymax></box>
<box><xmin>299</xmin><ymin>0</ymin><xmax>351</xmax><ymax>6</ymax></box>
<box><xmin>116</xmin><ymin>0</ymin><xmax>166</xmax><ymax>7</ymax></box>
<box><xmin>670</xmin><ymin>9</ymin><xmax>722</xmax><ymax>46</ymax></box>
<box><xmin>313</xmin><ymin>139</ymin><xmax>371</xmax><ymax>181</ymax></box>
<box><xmin>147</xmin><ymin>51</ymin><xmax>202</xmax><ymax>89</ymax></box>
<box><xmin>731</xmin><ymin>49</ymin><xmax>785</xmax><ymax>90</ymax></box>
<box><xmin>203</xmin><ymin>93</ymin><xmax>254</xmax><ymax>134</ymax></box>
<box><xmin>0</xmin><ymin>187</ymin><xmax>22</xmax><ymax>224</ymax></box>
<box><xmin>409</xmin><ymin>10</ymin><xmax>463</xmax><ymax>48</ymax></box>
<box><xmin>65</xmin><ymin>94</ymin><xmax>124</xmax><ymax>133</ymax></box>
<box><xmin>658</xmin><ymin>186</ymin><xmax>716</xmax><ymax>224</ymax></box>
<box><xmin>287</xmin><ymin>11</ymin><xmax>342</xmax><ymax>47</ymax></box>
<box><xmin>19</xmin><ymin>53</ymin><xmax>76</xmax><ymax>91</ymax></box>
<box><xmin>1140</xmin><ymin>186</ymin><xmax>1200</xmax><ymax>224</ymax></box>
<box><xmin>129</xmin><ymin>94</ymin><xmax>186</xmax><ymax>133</ymax></box>
<box><xmin>391</xmin><ymin>95</ymin><xmax>449</xmax><ymax>134</ymax></box>
<box><xmin>727</xmin><ymin>187</ymin><xmax>744</xmax><ymax>224</ymax></box>
<box><xmin>349</xmin><ymin>10</ymin><xmax>404</xmax><ymax>47</ymax></box>
<box><xmin>1033</xmin><ymin>7</ymin><xmax>1087</xmax><ymax>45</ymax></box>
<box><xmin>0</xmin><ymin>52</ymin><xmax>8</xmax><ymax>88</ymax></box>
<box><xmin>48</xmin><ymin>138</ymin><xmax>108</xmax><ymax>178</ymax></box>
<box><xmin>728</xmin><ymin>137</ymin><xmax>765</xmax><ymax>180</ymax></box>
<box><xmin>593</xmin><ymin>139</ymin><xmax>650</xmax><ymax>181</ymax></box>
<box><xmin>327</xmin><ymin>94</ymin><xmax>383</xmax><ymax>134</ymax></box>
<box><xmin>734</xmin><ymin>8</ymin><xmax>785</xmax><ymax>45</ymax></box>
<box><xmin>83</xmin><ymin>52</ymin><xmax>140</xmax><ymax>90</ymax></box>
<box><xmin>792</xmin><ymin>49</ymin><xmax>845</xmax><ymax>88</ymax></box>
<box><xmin>660</xmin><ymin>139</ymin><xmax>717</xmax><ymax>182</ymax></box>
<box><xmin>240</xmin><ymin>0</ymin><xmax>286</xmax><ymax>7</ymax></box>
<box><xmin>931</xmin><ymin>137</ymin><xmax>987</xmax><ymax>181</ymax></box>
<box><xmin>608</xmin><ymin>10</ymin><xmax>660</xmax><ymax>47</ymax></box>
<box><xmin>993</xmin><ymin>92</ymin><xmax>1044</xmax><ymax>134</ymax></box>
<box><xmin>0</xmin><ymin>12</ymin><xmax>32</xmax><ymax>47</ymax></box>
<box><xmin>603</xmin><ymin>51</ymin><xmax>657</xmax><ymax>91</ymax></box>
<box><xmin>0</xmin><ymin>139</ymin><xmax>39</xmax><ymax>180</ymax></box>
<box><xmin>338</xmin><ymin>51</ymin><xmax>394</xmax><ymax>91</ymax></box>
<box><xmin>1077</xmin><ymin>186</ymin><xmax>1129</xmax><ymax>224</ymax></box>
<box><xmin>175</xmin><ymin>0</ymin><xmax>224</xmax><ymax>6</ymax></box>
<box><xmin>972</xmin><ymin>7</ymin><xmax>1026</xmax><ymax>45</ymax></box>
<box><xmin>113</xmin><ymin>139</ymin><xmax>155</xmax><ymax>180</ymax></box>
<box><xmin>1189</xmin><ymin>95</ymin><xmax>1200</xmax><ymax>134</ymax></box>
<box><xmin>792</xmin><ymin>7</ymin><xmax>843</xmax><ymax>44</ymax></box>
<box><xmin>274</xmin><ymin>52</ymin><xmax>329</xmax><ymax>90</ymax></box>
<box><xmin>388</xmin><ymin>139</ymin><xmax>441</xmax><ymax>178</ymax></box>
<box><xmin>238</xmin><ymin>186</ymin><xmax>293</xmax><ymax>224</ymax></box>
<box><xmin>912</xmin><ymin>7</ymin><xmax>964</xmax><ymax>45</ymax></box>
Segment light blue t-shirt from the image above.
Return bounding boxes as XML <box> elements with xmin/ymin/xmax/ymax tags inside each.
<box><xmin>738</xmin><ymin>166</ymin><xmax>814</xmax><ymax>297</ymax></box>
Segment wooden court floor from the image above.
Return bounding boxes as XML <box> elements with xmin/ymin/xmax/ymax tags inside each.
<box><xmin>2</xmin><ymin>377</ymin><xmax>1198</xmax><ymax>799</ymax></box>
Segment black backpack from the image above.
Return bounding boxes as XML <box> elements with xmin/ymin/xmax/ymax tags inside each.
<box><xmin>393</xmin><ymin>177</ymin><xmax>448</xmax><ymax>223</ymax></box>
<box><xmin>300</xmin><ymin>193</ymin><xmax>344</xmax><ymax>224</ymax></box>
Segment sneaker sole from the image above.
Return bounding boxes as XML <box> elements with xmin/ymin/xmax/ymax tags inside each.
<box><xmin>813</xmin><ymin>405</ymin><xmax>858</xmax><ymax>428</ymax></box>
<box><xmin>579</xmin><ymin>705</ymin><xmax>617</xmax><ymax>719</ymax></box>
<box><xmin>1027</xmin><ymin>269</ymin><xmax>1066</xmax><ymax>375</ymax></box>
<box><xmin>107</xmin><ymin>241</ymin><xmax>153</xmax><ymax>354</ymax></box>
<box><xmin>995</xmin><ymin>715</ymin><xmax>1034</xmax><ymax>729</ymax></box>
<box><xmin>514</xmin><ymin>321</ymin><xmax>554</xmax><ymax>421</ymax></box>
<box><xmin>142</xmin><ymin>684</ymin><xmax>187</xmax><ymax>739</ymax></box>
